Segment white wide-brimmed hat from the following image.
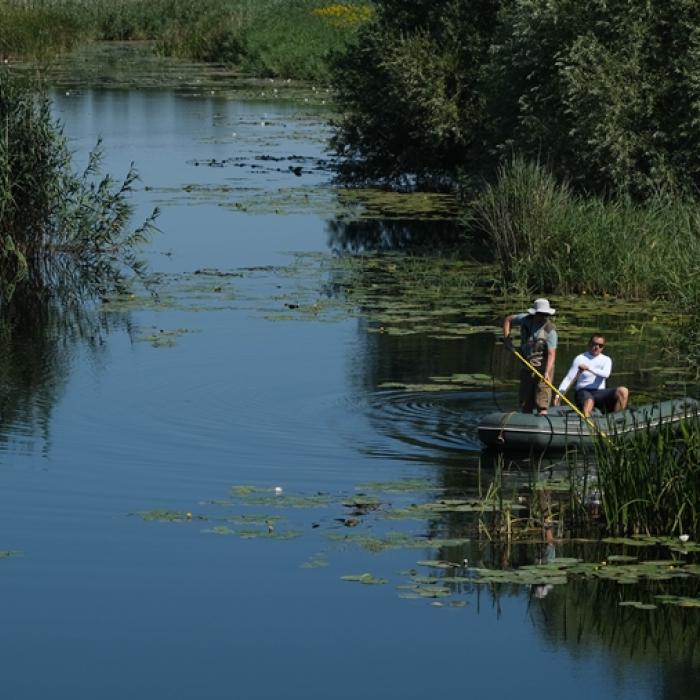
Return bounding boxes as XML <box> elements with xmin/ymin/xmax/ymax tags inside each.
<box><xmin>527</xmin><ymin>298</ymin><xmax>556</xmax><ymax>315</ymax></box>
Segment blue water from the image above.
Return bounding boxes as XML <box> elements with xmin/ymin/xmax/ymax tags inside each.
<box><xmin>0</xmin><ymin>84</ymin><xmax>696</xmax><ymax>699</ymax></box>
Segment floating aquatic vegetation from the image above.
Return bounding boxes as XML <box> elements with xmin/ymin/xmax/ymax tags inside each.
<box><xmin>223</xmin><ymin>514</ymin><xmax>283</xmax><ymax>525</ymax></box>
<box><xmin>335</xmin><ymin>189</ymin><xmax>459</xmax><ymax>221</ymax></box>
<box><xmin>229</xmin><ymin>484</ymin><xmax>332</xmax><ymax>508</ymax></box>
<box><xmin>654</xmin><ymin>595</ymin><xmax>700</xmax><ymax>608</ymax></box>
<box><xmin>601</xmin><ymin>537</ymin><xmax>658</xmax><ymax>547</ymax></box>
<box><xmin>327</xmin><ymin>531</ymin><xmax>469</xmax><ymax>553</ymax></box>
<box><xmin>341</xmin><ymin>496</ymin><xmax>381</xmax><ymax>512</ymax></box>
<box><xmin>383</xmin><ymin>505</ymin><xmax>438</xmax><ymax>521</ymax></box>
<box><xmin>203</xmin><ymin>526</ymin><xmax>237</xmax><ymax>536</ymax></box>
<box><xmin>356</xmin><ymin>478</ymin><xmax>437</xmax><ymax>493</ymax></box>
<box><xmin>406</xmin><ymin>585</ymin><xmax>452</xmax><ymax>598</ymax></box>
<box><xmin>238</xmin><ymin>528</ymin><xmax>302</xmax><ymax>540</ymax></box>
<box><xmin>136</xmin><ymin>510</ymin><xmax>199</xmax><ymax>522</ymax></box>
<box><xmin>417</xmin><ymin>560</ymin><xmax>461</xmax><ymax>570</ymax></box>
<box><xmin>340</xmin><ymin>573</ymin><xmax>388</xmax><ymax>585</ymax></box>
<box><xmin>618</xmin><ymin>601</ymin><xmax>658</xmax><ymax>610</ymax></box>
<box><xmin>0</xmin><ymin>550</ymin><xmax>21</xmax><ymax>558</ymax></box>
<box><xmin>301</xmin><ymin>554</ymin><xmax>330</xmax><ymax>569</ymax></box>
<box><xmin>138</xmin><ymin>327</ymin><xmax>195</xmax><ymax>348</ymax></box>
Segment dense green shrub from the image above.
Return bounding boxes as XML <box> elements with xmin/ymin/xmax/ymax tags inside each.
<box><xmin>331</xmin><ymin>0</ymin><xmax>498</xmax><ymax>185</ymax></box>
<box><xmin>331</xmin><ymin>0</ymin><xmax>700</xmax><ymax>198</ymax></box>
<box><xmin>0</xmin><ymin>70</ymin><xmax>157</xmax><ymax>301</ymax></box>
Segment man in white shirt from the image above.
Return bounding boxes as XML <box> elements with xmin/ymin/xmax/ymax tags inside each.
<box><xmin>553</xmin><ymin>334</ymin><xmax>629</xmax><ymax>416</ymax></box>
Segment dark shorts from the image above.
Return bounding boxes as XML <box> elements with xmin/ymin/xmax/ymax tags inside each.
<box><xmin>575</xmin><ymin>388</ymin><xmax>617</xmax><ymax>413</ymax></box>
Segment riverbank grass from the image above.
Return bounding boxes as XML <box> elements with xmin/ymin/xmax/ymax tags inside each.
<box><xmin>0</xmin><ymin>0</ymin><xmax>374</xmax><ymax>81</ymax></box>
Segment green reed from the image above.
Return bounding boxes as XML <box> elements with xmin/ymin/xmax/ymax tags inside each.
<box><xmin>468</xmin><ymin>157</ymin><xmax>700</xmax><ymax>301</ymax></box>
<box><xmin>594</xmin><ymin>417</ymin><xmax>700</xmax><ymax>538</ymax></box>
<box><xmin>0</xmin><ymin>70</ymin><xmax>157</xmax><ymax>301</ymax></box>
<box><xmin>0</xmin><ymin>1</ymin><xmax>89</xmax><ymax>58</ymax></box>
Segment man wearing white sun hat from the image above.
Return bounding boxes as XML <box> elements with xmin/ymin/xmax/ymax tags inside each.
<box><xmin>502</xmin><ymin>298</ymin><xmax>558</xmax><ymax>415</ymax></box>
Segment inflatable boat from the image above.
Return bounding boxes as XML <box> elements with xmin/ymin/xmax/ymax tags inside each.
<box><xmin>477</xmin><ymin>398</ymin><xmax>699</xmax><ymax>452</ymax></box>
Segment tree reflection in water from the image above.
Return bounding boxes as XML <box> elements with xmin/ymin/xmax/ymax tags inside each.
<box><xmin>530</xmin><ymin>569</ymin><xmax>700</xmax><ymax>699</ymax></box>
<box><xmin>327</xmin><ymin>217</ymin><xmax>467</xmax><ymax>253</ymax></box>
<box><xmin>0</xmin><ymin>282</ymin><xmax>133</xmax><ymax>454</ymax></box>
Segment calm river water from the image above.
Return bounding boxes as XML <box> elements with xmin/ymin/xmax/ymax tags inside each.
<box><xmin>0</xmin><ymin>66</ymin><xmax>698</xmax><ymax>699</ymax></box>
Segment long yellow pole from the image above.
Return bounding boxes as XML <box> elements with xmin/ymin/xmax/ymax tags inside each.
<box><xmin>509</xmin><ymin>347</ymin><xmax>609</xmax><ymax>440</ymax></box>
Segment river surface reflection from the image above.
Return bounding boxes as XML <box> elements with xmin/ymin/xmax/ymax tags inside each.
<box><xmin>0</xmin><ymin>82</ymin><xmax>697</xmax><ymax>700</ymax></box>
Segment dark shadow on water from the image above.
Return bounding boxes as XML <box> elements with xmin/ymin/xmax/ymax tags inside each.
<box><xmin>327</xmin><ymin>218</ymin><xmax>468</xmax><ymax>253</ymax></box>
<box><xmin>0</xmin><ymin>284</ymin><xmax>132</xmax><ymax>455</ymax></box>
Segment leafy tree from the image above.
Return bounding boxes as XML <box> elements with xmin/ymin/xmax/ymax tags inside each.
<box><xmin>331</xmin><ymin>0</ymin><xmax>500</xmax><ymax>186</ymax></box>
<box><xmin>331</xmin><ymin>0</ymin><xmax>700</xmax><ymax>198</ymax></box>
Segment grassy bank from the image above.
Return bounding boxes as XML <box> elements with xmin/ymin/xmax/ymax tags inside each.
<box><xmin>0</xmin><ymin>0</ymin><xmax>373</xmax><ymax>81</ymax></box>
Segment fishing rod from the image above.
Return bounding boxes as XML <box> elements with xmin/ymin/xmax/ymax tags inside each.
<box><xmin>504</xmin><ymin>341</ymin><xmax>611</xmax><ymax>441</ymax></box>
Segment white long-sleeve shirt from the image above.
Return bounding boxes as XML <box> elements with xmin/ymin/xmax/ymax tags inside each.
<box><xmin>557</xmin><ymin>352</ymin><xmax>612</xmax><ymax>393</ymax></box>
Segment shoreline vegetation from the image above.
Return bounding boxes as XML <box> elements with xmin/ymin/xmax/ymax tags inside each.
<box><xmin>0</xmin><ymin>70</ymin><xmax>158</xmax><ymax>303</ymax></box>
<box><xmin>0</xmin><ymin>0</ymin><xmax>372</xmax><ymax>82</ymax></box>
<box><xmin>2</xmin><ymin>2</ymin><xmax>699</xmax><ymax>531</ymax></box>
<box><xmin>3</xmin><ymin>1</ymin><xmax>696</xmax><ymax>373</ymax></box>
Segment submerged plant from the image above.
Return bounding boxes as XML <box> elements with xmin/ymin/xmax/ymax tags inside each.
<box><xmin>0</xmin><ymin>70</ymin><xmax>158</xmax><ymax>302</ymax></box>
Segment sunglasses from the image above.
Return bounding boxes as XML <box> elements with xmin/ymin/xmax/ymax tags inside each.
<box><xmin>591</xmin><ymin>342</ymin><xmax>605</xmax><ymax>348</ymax></box>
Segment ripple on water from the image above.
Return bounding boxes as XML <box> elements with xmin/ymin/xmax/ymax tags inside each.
<box><xmin>344</xmin><ymin>388</ymin><xmax>485</xmax><ymax>460</ymax></box>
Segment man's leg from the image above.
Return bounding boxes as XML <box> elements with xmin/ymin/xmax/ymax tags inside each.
<box><xmin>535</xmin><ymin>381</ymin><xmax>551</xmax><ymax>416</ymax></box>
<box><xmin>575</xmin><ymin>389</ymin><xmax>595</xmax><ymax>417</ymax></box>
<box><xmin>614</xmin><ymin>386</ymin><xmax>629</xmax><ymax>411</ymax></box>
<box><xmin>519</xmin><ymin>370</ymin><xmax>536</xmax><ymax>413</ymax></box>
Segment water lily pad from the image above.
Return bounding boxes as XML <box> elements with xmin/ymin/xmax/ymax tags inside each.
<box><xmin>341</xmin><ymin>573</ymin><xmax>388</xmax><ymax>585</ymax></box>
<box><xmin>136</xmin><ymin>510</ymin><xmax>199</xmax><ymax>522</ymax></box>
<box><xmin>618</xmin><ymin>601</ymin><xmax>657</xmax><ymax>610</ymax></box>
<box><xmin>417</xmin><ymin>560</ymin><xmax>460</xmax><ymax>569</ymax></box>
<box><xmin>301</xmin><ymin>555</ymin><xmax>330</xmax><ymax>569</ymax></box>
<box><xmin>203</xmin><ymin>526</ymin><xmax>236</xmax><ymax>536</ymax></box>
<box><xmin>654</xmin><ymin>595</ymin><xmax>700</xmax><ymax>608</ymax></box>
<box><xmin>357</xmin><ymin>479</ymin><xmax>436</xmax><ymax>493</ymax></box>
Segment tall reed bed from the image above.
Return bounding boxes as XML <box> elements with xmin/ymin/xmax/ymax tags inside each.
<box><xmin>0</xmin><ymin>70</ymin><xmax>157</xmax><ymax>300</ymax></box>
<box><xmin>594</xmin><ymin>417</ymin><xmax>700</xmax><ymax>538</ymax></box>
<box><xmin>0</xmin><ymin>1</ymin><xmax>89</xmax><ymax>58</ymax></box>
<box><xmin>0</xmin><ymin>0</ymin><xmax>373</xmax><ymax>81</ymax></box>
<box><xmin>468</xmin><ymin>158</ymin><xmax>700</xmax><ymax>300</ymax></box>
